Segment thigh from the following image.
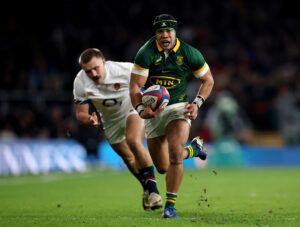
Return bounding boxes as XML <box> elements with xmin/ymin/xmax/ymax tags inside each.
<box><xmin>104</xmin><ymin>119</ymin><xmax>126</xmax><ymax>144</ymax></box>
<box><xmin>147</xmin><ymin>136</ymin><xmax>169</xmax><ymax>173</ymax></box>
<box><xmin>126</xmin><ymin>113</ymin><xmax>145</xmax><ymax>143</ymax></box>
<box><xmin>166</xmin><ymin>119</ymin><xmax>190</xmax><ymax>155</ymax></box>
<box><xmin>145</xmin><ymin>116</ymin><xmax>165</xmax><ymax>139</ymax></box>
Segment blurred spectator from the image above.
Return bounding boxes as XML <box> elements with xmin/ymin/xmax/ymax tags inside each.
<box><xmin>0</xmin><ymin>122</ymin><xmax>16</xmax><ymax>140</ymax></box>
<box><xmin>205</xmin><ymin>91</ymin><xmax>253</xmax><ymax>144</ymax></box>
<box><xmin>275</xmin><ymin>77</ymin><xmax>300</xmax><ymax>145</ymax></box>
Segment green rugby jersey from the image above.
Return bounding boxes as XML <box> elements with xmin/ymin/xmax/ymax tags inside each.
<box><xmin>133</xmin><ymin>36</ymin><xmax>209</xmax><ymax>105</ymax></box>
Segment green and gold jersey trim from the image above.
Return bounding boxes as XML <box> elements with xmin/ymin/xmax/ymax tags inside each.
<box><xmin>132</xmin><ymin>63</ymin><xmax>149</xmax><ymax>77</ymax></box>
<box><xmin>193</xmin><ymin>62</ymin><xmax>210</xmax><ymax>78</ymax></box>
<box><xmin>155</xmin><ymin>38</ymin><xmax>181</xmax><ymax>52</ymax></box>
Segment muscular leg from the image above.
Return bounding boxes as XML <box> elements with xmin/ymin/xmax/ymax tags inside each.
<box><xmin>147</xmin><ymin>135</ymin><xmax>169</xmax><ymax>174</ymax></box>
<box><xmin>165</xmin><ymin>119</ymin><xmax>190</xmax><ymax>193</ymax></box>
<box><xmin>147</xmin><ymin>135</ymin><xmax>197</xmax><ymax>172</ymax></box>
<box><xmin>126</xmin><ymin>113</ymin><xmax>162</xmax><ymax>210</ymax></box>
<box><xmin>126</xmin><ymin>114</ymin><xmax>152</xmax><ymax>168</ymax></box>
<box><xmin>110</xmin><ymin>141</ymin><xmax>139</xmax><ymax>175</ymax></box>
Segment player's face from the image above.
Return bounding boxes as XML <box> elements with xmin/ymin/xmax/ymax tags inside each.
<box><xmin>82</xmin><ymin>56</ymin><xmax>106</xmax><ymax>84</ymax></box>
<box><xmin>156</xmin><ymin>29</ymin><xmax>176</xmax><ymax>50</ymax></box>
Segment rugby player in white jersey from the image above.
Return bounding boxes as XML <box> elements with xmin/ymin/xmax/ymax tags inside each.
<box><xmin>73</xmin><ymin>48</ymin><xmax>162</xmax><ymax>210</ymax></box>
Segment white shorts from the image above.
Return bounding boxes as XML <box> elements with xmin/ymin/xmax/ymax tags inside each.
<box><xmin>145</xmin><ymin>102</ymin><xmax>191</xmax><ymax>139</ymax></box>
<box><xmin>103</xmin><ymin>108</ymin><xmax>138</xmax><ymax>144</ymax></box>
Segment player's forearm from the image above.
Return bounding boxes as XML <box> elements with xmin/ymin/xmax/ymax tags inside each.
<box><xmin>198</xmin><ymin>71</ymin><xmax>214</xmax><ymax>100</ymax></box>
<box><xmin>130</xmin><ymin>89</ymin><xmax>143</xmax><ymax>108</ymax></box>
<box><xmin>76</xmin><ymin>111</ymin><xmax>93</xmax><ymax>125</ymax></box>
<box><xmin>129</xmin><ymin>74</ymin><xmax>144</xmax><ymax>108</ymax></box>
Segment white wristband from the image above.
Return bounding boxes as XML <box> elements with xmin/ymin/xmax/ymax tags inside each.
<box><xmin>193</xmin><ymin>95</ymin><xmax>205</xmax><ymax>108</ymax></box>
<box><xmin>135</xmin><ymin>103</ymin><xmax>146</xmax><ymax>115</ymax></box>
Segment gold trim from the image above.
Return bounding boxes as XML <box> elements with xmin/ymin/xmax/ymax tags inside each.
<box><xmin>193</xmin><ymin>63</ymin><xmax>209</xmax><ymax>75</ymax></box>
<box><xmin>173</xmin><ymin>39</ymin><xmax>180</xmax><ymax>52</ymax></box>
<box><xmin>155</xmin><ymin>38</ymin><xmax>180</xmax><ymax>52</ymax></box>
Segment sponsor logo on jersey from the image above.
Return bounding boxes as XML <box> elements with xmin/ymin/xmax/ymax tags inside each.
<box><xmin>150</xmin><ymin>76</ymin><xmax>180</xmax><ymax>89</ymax></box>
<box><xmin>176</xmin><ymin>56</ymin><xmax>184</xmax><ymax>65</ymax></box>
<box><xmin>102</xmin><ymin>99</ymin><xmax>122</xmax><ymax>107</ymax></box>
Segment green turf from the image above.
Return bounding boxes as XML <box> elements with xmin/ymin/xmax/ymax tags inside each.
<box><xmin>0</xmin><ymin>168</ymin><xmax>299</xmax><ymax>226</ymax></box>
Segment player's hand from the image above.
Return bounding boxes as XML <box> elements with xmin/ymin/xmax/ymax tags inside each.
<box><xmin>184</xmin><ymin>103</ymin><xmax>198</xmax><ymax>120</ymax></box>
<box><xmin>88</xmin><ymin>112</ymin><xmax>100</xmax><ymax>127</ymax></box>
<box><xmin>140</xmin><ymin>107</ymin><xmax>165</xmax><ymax>119</ymax></box>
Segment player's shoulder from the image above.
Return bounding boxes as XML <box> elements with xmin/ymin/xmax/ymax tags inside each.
<box><xmin>178</xmin><ymin>38</ymin><xmax>204</xmax><ymax>61</ymax></box>
<box><xmin>105</xmin><ymin>61</ymin><xmax>133</xmax><ymax>81</ymax></box>
<box><xmin>135</xmin><ymin>37</ymin><xmax>157</xmax><ymax>66</ymax></box>
<box><xmin>73</xmin><ymin>69</ymin><xmax>90</xmax><ymax>93</ymax></box>
<box><xmin>106</xmin><ymin>60</ymin><xmax>133</xmax><ymax>68</ymax></box>
<box><xmin>74</xmin><ymin>69</ymin><xmax>86</xmax><ymax>84</ymax></box>
<box><xmin>137</xmin><ymin>36</ymin><xmax>157</xmax><ymax>54</ymax></box>
<box><xmin>106</xmin><ymin>61</ymin><xmax>133</xmax><ymax>73</ymax></box>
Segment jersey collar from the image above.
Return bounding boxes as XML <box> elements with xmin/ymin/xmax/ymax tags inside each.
<box><xmin>156</xmin><ymin>38</ymin><xmax>180</xmax><ymax>53</ymax></box>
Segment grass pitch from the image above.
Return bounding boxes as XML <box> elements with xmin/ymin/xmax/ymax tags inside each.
<box><xmin>0</xmin><ymin>167</ymin><xmax>299</xmax><ymax>226</ymax></box>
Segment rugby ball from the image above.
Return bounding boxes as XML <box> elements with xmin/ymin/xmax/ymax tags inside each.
<box><xmin>142</xmin><ymin>85</ymin><xmax>170</xmax><ymax>111</ymax></box>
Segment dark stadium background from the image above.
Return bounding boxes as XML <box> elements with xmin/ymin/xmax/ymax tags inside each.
<box><xmin>1</xmin><ymin>0</ymin><xmax>299</xmax><ymax>158</ymax></box>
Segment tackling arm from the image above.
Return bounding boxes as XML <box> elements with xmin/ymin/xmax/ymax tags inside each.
<box><xmin>75</xmin><ymin>103</ymin><xmax>100</xmax><ymax>127</ymax></box>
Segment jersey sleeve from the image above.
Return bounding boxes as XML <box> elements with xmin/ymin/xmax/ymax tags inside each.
<box><xmin>131</xmin><ymin>45</ymin><xmax>151</xmax><ymax>77</ymax></box>
<box><xmin>187</xmin><ymin>46</ymin><xmax>210</xmax><ymax>78</ymax></box>
<box><xmin>73</xmin><ymin>77</ymin><xmax>88</xmax><ymax>104</ymax></box>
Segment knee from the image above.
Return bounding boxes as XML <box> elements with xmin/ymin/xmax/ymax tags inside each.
<box><xmin>126</xmin><ymin>137</ymin><xmax>141</xmax><ymax>151</ymax></box>
<box><xmin>169</xmin><ymin>145</ymin><xmax>184</xmax><ymax>164</ymax></box>
<box><xmin>154</xmin><ymin>161</ymin><xmax>169</xmax><ymax>174</ymax></box>
<box><xmin>156</xmin><ymin>166</ymin><xmax>168</xmax><ymax>174</ymax></box>
<box><xmin>169</xmin><ymin>157</ymin><xmax>182</xmax><ymax>165</ymax></box>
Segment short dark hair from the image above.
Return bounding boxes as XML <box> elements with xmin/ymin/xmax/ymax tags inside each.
<box><xmin>79</xmin><ymin>48</ymin><xmax>104</xmax><ymax>65</ymax></box>
<box><xmin>153</xmin><ymin>14</ymin><xmax>177</xmax><ymax>32</ymax></box>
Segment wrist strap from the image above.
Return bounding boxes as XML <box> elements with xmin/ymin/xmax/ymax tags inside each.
<box><xmin>193</xmin><ymin>95</ymin><xmax>205</xmax><ymax>108</ymax></box>
<box><xmin>135</xmin><ymin>103</ymin><xmax>146</xmax><ymax>116</ymax></box>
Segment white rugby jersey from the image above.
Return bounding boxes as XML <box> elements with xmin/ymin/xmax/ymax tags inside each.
<box><xmin>73</xmin><ymin>61</ymin><xmax>134</xmax><ymax>126</ymax></box>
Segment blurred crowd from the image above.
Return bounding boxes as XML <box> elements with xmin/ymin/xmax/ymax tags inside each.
<box><xmin>1</xmin><ymin>0</ymin><xmax>299</xmax><ymax>154</ymax></box>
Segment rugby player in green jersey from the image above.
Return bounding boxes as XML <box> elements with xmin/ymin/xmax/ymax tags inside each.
<box><xmin>130</xmin><ymin>14</ymin><xmax>214</xmax><ymax>218</ymax></box>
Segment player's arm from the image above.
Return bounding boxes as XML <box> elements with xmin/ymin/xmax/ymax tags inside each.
<box><xmin>196</xmin><ymin>67</ymin><xmax>214</xmax><ymax>101</ymax></box>
<box><xmin>74</xmin><ymin>102</ymin><xmax>100</xmax><ymax>127</ymax></box>
<box><xmin>185</xmin><ymin>64</ymin><xmax>214</xmax><ymax>120</ymax></box>
<box><xmin>130</xmin><ymin>71</ymin><xmax>161</xmax><ymax>119</ymax></box>
<box><xmin>73</xmin><ymin>76</ymin><xmax>100</xmax><ymax>127</ymax></box>
<box><xmin>130</xmin><ymin>73</ymin><xmax>147</xmax><ymax>109</ymax></box>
